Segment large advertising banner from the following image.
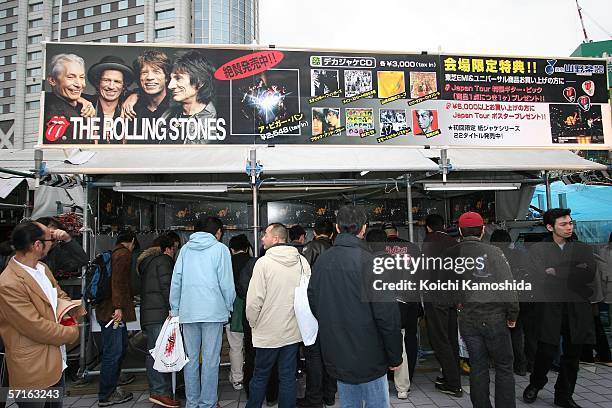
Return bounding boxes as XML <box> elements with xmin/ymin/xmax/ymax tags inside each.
<box><xmin>39</xmin><ymin>42</ymin><xmax>611</xmax><ymax>148</ymax></box>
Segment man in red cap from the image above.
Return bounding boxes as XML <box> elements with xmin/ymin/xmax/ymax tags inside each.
<box><xmin>446</xmin><ymin>211</ymin><xmax>519</xmax><ymax>408</ymax></box>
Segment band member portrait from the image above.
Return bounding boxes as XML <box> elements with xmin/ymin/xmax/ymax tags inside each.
<box><xmin>87</xmin><ymin>55</ymin><xmax>134</xmax><ymax>142</ymax></box>
<box><xmin>44</xmin><ymin>53</ymin><xmax>96</xmax><ymax>142</ymax></box>
<box><xmin>121</xmin><ymin>50</ymin><xmax>173</xmax><ymax>119</ymax></box>
<box><xmin>161</xmin><ymin>50</ymin><xmax>218</xmax><ymax>143</ymax></box>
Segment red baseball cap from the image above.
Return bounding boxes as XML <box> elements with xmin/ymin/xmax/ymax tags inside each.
<box><xmin>458</xmin><ymin>212</ymin><xmax>484</xmax><ymax>228</ymax></box>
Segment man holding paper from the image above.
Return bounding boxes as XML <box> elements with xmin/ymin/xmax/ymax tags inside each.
<box><xmin>0</xmin><ymin>221</ymin><xmax>85</xmax><ymax>406</ymax></box>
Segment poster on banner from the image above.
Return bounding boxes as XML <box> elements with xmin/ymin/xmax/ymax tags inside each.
<box><xmin>39</xmin><ymin>43</ymin><xmax>611</xmax><ymax>149</ymax></box>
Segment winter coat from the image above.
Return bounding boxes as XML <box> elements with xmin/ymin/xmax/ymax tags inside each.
<box><xmin>42</xmin><ymin>239</ymin><xmax>89</xmax><ymax>279</ymax></box>
<box><xmin>302</xmin><ymin>236</ymin><xmax>332</xmax><ymax>267</ymax></box>
<box><xmin>246</xmin><ymin>245</ymin><xmax>309</xmax><ymax>348</ymax></box>
<box><xmin>139</xmin><ymin>248</ymin><xmax>173</xmax><ymax>327</ymax></box>
<box><xmin>95</xmin><ymin>245</ymin><xmax>136</xmax><ymax>323</ymax></box>
<box><xmin>169</xmin><ymin>232</ymin><xmax>235</xmax><ymax>323</ymax></box>
<box><xmin>529</xmin><ymin>237</ymin><xmax>596</xmax><ymax>346</ymax></box>
<box><xmin>308</xmin><ymin>233</ymin><xmax>402</xmax><ymax>384</ymax></box>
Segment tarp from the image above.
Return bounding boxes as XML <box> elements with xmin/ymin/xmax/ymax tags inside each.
<box><xmin>446</xmin><ymin>149</ymin><xmax>607</xmax><ymax>171</ymax></box>
<box><xmin>46</xmin><ymin>146</ymin><xmax>439</xmax><ymax>175</ymax></box>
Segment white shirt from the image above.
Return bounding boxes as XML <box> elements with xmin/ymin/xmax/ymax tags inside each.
<box><xmin>13</xmin><ymin>257</ymin><xmax>67</xmax><ymax>370</ymax></box>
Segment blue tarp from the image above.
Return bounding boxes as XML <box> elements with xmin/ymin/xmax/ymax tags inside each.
<box><xmin>531</xmin><ymin>182</ymin><xmax>612</xmax><ymax>243</ymax></box>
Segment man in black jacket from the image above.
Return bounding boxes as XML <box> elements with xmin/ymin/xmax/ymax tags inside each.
<box><xmin>449</xmin><ymin>212</ymin><xmax>519</xmax><ymax>408</ymax></box>
<box><xmin>298</xmin><ymin>219</ymin><xmax>336</xmax><ymax>407</ymax></box>
<box><xmin>37</xmin><ymin>217</ymin><xmax>89</xmax><ymax>281</ymax></box>
<box><xmin>139</xmin><ymin>235</ymin><xmax>179</xmax><ymax>408</ymax></box>
<box><xmin>523</xmin><ymin>209</ymin><xmax>596</xmax><ymax>408</ymax></box>
<box><xmin>308</xmin><ymin>206</ymin><xmax>402</xmax><ymax>407</ymax></box>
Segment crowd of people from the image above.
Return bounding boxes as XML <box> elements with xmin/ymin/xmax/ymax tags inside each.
<box><xmin>0</xmin><ymin>206</ymin><xmax>610</xmax><ymax>408</ymax></box>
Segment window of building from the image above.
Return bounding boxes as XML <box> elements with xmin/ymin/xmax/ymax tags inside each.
<box><xmin>0</xmin><ymin>26</ymin><xmax>5</xmax><ymax>34</ymax></box>
<box><xmin>156</xmin><ymin>9</ymin><xmax>175</xmax><ymax>20</ymax></box>
<box><xmin>67</xmin><ymin>27</ymin><xmax>77</xmax><ymax>36</ymax></box>
<box><xmin>83</xmin><ymin>23</ymin><xmax>94</xmax><ymax>34</ymax></box>
<box><xmin>29</xmin><ymin>19</ymin><xmax>44</xmax><ymax>28</ymax></box>
<box><xmin>26</xmin><ymin>101</ymin><xmax>40</xmax><ymax>110</ymax></box>
<box><xmin>6</xmin><ymin>71</ymin><xmax>16</xmax><ymax>80</ymax></box>
<box><xmin>0</xmin><ymin>41</ymin><xmax>6</xmax><ymax>50</ymax></box>
<box><xmin>68</xmin><ymin>0</ymin><xmax>78</xmax><ymax>4</ymax></box>
<box><xmin>118</xmin><ymin>0</ymin><xmax>128</xmax><ymax>10</ymax></box>
<box><xmin>155</xmin><ymin>27</ymin><xmax>175</xmax><ymax>39</ymax></box>
<box><xmin>100</xmin><ymin>37</ymin><xmax>110</xmax><ymax>43</ymax></box>
<box><xmin>101</xmin><ymin>4</ymin><xmax>111</xmax><ymax>13</ymax></box>
<box><xmin>2</xmin><ymin>88</ymin><xmax>15</xmax><ymax>97</ymax></box>
<box><xmin>84</xmin><ymin>7</ymin><xmax>94</xmax><ymax>17</ymax></box>
<box><xmin>3</xmin><ymin>104</ymin><xmax>15</xmax><ymax>114</ymax></box>
<box><xmin>27</xmin><ymin>84</ymin><xmax>42</xmax><ymax>94</ymax></box>
<box><xmin>0</xmin><ymin>10</ymin><xmax>6</xmax><ymax>18</ymax></box>
<box><xmin>67</xmin><ymin>10</ymin><xmax>77</xmax><ymax>20</ymax></box>
<box><xmin>27</xmin><ymin>68</ymin><xmax>42</xmax><ymax>77</ymax></box>
<box><xmin>135</xmin><ymin>31</ymin><xmax>144</xmax><ymax>42</ymax></box>
<box><xmin>53</xmin><ymin>13</ymin><xmax>59</xmax><ymax>23</ymax></box>
<box><xmin>28</xmin><ymin>51</ymin><xmax>42</xmax><ymax>61</ymax></box>
<box><xmin>118</xmin><ymin>17</ymin><xmax>128</xmax><ymax>27</ymax></box>
<box><xmin>100</xmin><ymin>20</ymin><xmax>110</xmax><ymax>30</ymax></box>
<box><xmin>136</xmin><ymin>13</ymin><xmax>144</xmax><ymax>24</ymax></box>
<box><xmin>28</xmin><ymin>35</ymin><xmax>43</xmax><ymax>44</ymax></box>
<box><xmin>29</xmin><ymin>2</ymin><xmax>44</xmax><ymax>12</ymax></box>
<box><xmin>117</xmin><ymin>34</ymin><xmax>128</xmax><ymax>43</ymax></box>
<box><xmin>135</xmin><ymin>0</ymin><xmax>144</xmax><ymax>5</ymax></box>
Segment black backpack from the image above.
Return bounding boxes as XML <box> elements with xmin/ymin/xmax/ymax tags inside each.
<box><xmin>84</xmin><ymin>250</ymin><xmax>112</xmax><ymax>305</ymax></box>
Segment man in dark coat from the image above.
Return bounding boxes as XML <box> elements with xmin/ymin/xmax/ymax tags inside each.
<box><xmin>37</xmin><ymin>217</ymin><xmax>88</xmax><ymax>281</ymax></box>
<box><xmin>523</xmin><ymin>208</ymin><xmax>596</xmax><ymax>408</ymax></box>
<box><xmin>298</xmin><ymin>219</ymin><xmax>336</xmax><ymax>407</ymax></box>
<box><xmin>308</xmin><ymin>206</ymin><xmax>402</xmax><ymax>407</ymax></box>
<box><xmin>421</xmin><ymin>214</ymin><xmax>463</xmax><ymax>397</ymax></box>
<box><xmin>139</xmin><ymin>235</ymin><xmax>179</xmax><ymax>408</ymax></box>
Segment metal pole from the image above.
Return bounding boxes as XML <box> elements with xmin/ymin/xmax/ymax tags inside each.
<box><xmin>545</xmin><ymin>171</ymin><xmax>552</xmax><ymax>210</ymax></box>
<box><xmin>440</xmin><ymin>148</ymin><xmax>449</xmax><ymax>183</ymax></box>
<box><xmin>78</xmin><ymin>176</ymin><xmax>90</xmax><ymax>378</ymax></box>
<box><xmin>24</xmin><ymin>187</ymin><xmax>30</xmax><ymax>219</ymax></box>
<box><xmin>249</xmin><ymin>150</ymin><xmax>259</xmax><ymax>257</ymax></box>
<box><xmin>406</xmin><ymin>174</ymin><xmax>414</xmax><ymax>242</ymax></box>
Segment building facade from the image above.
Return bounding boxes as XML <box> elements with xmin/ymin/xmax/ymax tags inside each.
<box><xmin>0</xmin><ymin>0</ymin><xmax>259</xmax><ymax>149</ymax></box>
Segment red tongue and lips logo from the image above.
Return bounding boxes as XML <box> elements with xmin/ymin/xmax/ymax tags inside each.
<box><xmin>577</xmin><ymin>95</ymin><xmax>591</xmax><ymax>112</ymax></box>
<box><xmin>563</xmin><ymin>87</ymin><xmax>576</xmax><ymax>103</ymax></box>
<box><xmin>45</xmin><ymin>115</ymin><xmax>70</xmax><ymax>142</ymax></box>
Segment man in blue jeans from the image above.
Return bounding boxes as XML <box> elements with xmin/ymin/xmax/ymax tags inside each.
<box><xmin>245</xmin><ymin>223</ymin><xmax>310</xmax><ymax>408</ymax></box>
<box><xmin>447</xmin><ymin>212</ymin><xmax>519</xmax><ymax>408</ymax></box>
<box><xmin>170</xmin><ymin>217</ymin><xmax>235</xmax><ymax>408</ymax></box>
<box><xmin>308</xmin><ymin>206</ymin><xmax>403</xmax><ymax>407</ymax></box>
<box><xmin>96</xmin><ymin>231</ymin><xmax>137</xmax><ymax>407</ymax></box>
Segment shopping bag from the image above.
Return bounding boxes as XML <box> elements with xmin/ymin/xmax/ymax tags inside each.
<box><xmin>149</xmin><ymin>316</ymin><xmax>189</xmax><ymax>373</ymax></box>
<box><xmin>458</xmin><ymin>326</ymin><xmax>469</xmax><ymax>359</ymax></box>
<box><xmin>230</xmin><ymin>297</ymin><xmax>245</xmax><ymax>333</ymax></box>
<box><xmin>294</xmin><ymin>271</ymin><xmax>318</xmax><ymax>346</ymax></box>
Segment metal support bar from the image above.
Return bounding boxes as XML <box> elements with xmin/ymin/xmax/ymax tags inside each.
<box><xmin>0</xmin><ymin>167</ymin><xmax>34</xmax><ymax>178</ymax></box>
<box><xmin>78</xmin><ymin>176</ymin><xmax>91</xmax><ymax>379</ymax></box>
<box><xmin>249</xmin><ymin>150</ymin><xmax>260</xmax><ymax>257</ymax></box>
<box><xmin>545</xmin><ymin>171</ymin><xmax>552</xmax><ymax>210</ymax></box>
<box><xmin>406</xmin><ymin>174</ymin><xmax>414</xmax><ymax>242</ymax></box>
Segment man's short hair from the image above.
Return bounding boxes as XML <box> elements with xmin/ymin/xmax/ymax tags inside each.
<box><xmin>365</xmin><ymin>228</ymin><xmax>387</xmax><ymax>243</ymax></box>
<box><xmin>229</xmin><ymin>234</ymin><xmax>251</xmax><ymax>252</ymax></box>
<box><xmin>336</xmin><ymin>205</ymin><xmax>367</xmax><ymax>235</ymax></box>
<box><xmin>48</xmin><ymin>53</ymin><xmax>85</xmax><ymax>81</ymax></box>
<box><xmin>490</xmin><ymin>229</ymin><xmax>511</xmax><ymax>243</ymax></box>
<box><xmin>158</xmin><ymin>234</ymin><xmax>174</xmax><ymax>253</ymax></box>
<box><xmin>543</xmin><ymin>208</ymin><xmax>571</xmax><ymax>228</ymax></box>
<box><xmin>11</xmin><ymin>221</ymin><xmax>45</xmax><ymax>252</ymax></box>
<box><xmin>173</xmin><ymin>50</ymin><xmax>216</xmax><ymax>105</ymax></box>
<box><xmin>314</xmin><ymin>219</ymin><xmax>334</xmax><ymax>236</ymax></box>
<box><xmin>133</xmin><ymin>50</ymin><xmax>172</xmax><ymax>85</ymax></box>
<box><xmin>267</xmin><ymin>223</ymin><xmax>288</xmax><ymax>243</ymax></box>
<box><xmin>36</xmin><ymin>216</ymin><xmax>65</xmax><ymax>230</ymax></box>
<box><xmin>165</xmin><ymin>231</ymin><xmax>182</xmax><ymax>248</ymax></box>
<box><xmin>460</xmin><ymin>226</ymin><xmax>483</xmax><ymax>238</ymax></box>
<box><xmin>289</xmin><ymin>225</ymin><xmax>306</xmax><ymax>242</ymax></box>
<box><xmin>425</xmin><ymin>214</ymin><xmax>445</xmax><ymax>232</ymax></box>
<box><xmin>194</xmin><ymin>216</ymin><xmax>223</xmax><ymax>235</ymax></box>
<box><xmin>116</xmin><ymin>230</ymin><xmax>137</xmax><ymax>245</ymax></box>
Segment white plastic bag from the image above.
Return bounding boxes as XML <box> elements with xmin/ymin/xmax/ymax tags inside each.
<box><xmin>149</xmin><ymin>316</ymin><xmax>189</xmax><ymax>373</ymax></box>
<box><xmin>294</xmin><ymin>273</ymin><xmax>318</xmax><ymax>346</ymax></box>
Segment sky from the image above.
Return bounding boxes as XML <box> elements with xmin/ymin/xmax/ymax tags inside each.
<box><xmin>258</xmin><ymin>0</ymin><xmax>612</xmax><ymax>57</ymax></box>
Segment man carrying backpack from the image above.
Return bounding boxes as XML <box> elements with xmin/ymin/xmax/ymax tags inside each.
<box><xmin>96</xmin><ymin>231</ymin><xmax>137</xmax><ymax>407</ymax></box>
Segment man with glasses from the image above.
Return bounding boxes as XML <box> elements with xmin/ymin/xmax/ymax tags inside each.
<box><xmin>0</xmin><ymin>221</ymin><xmax>84</xmax><ymax>407</ymax></box>
<box><xmin>523</xmin><ymin>208</ymin><xmax>596</xmax><ymax>408</ymax></box>
<box><xmin>170</xmin><ymin>217</ymin><xmax>235</xmax><ymax>408</ymax></box>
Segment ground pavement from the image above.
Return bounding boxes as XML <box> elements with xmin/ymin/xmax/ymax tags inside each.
<box><xmin>5</xmin><ymin>363</ymin><xmax>612</xmax><ymax>408</ymax></box>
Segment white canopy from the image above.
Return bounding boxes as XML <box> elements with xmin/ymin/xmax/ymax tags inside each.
<box><xmin>443</xmin><ymin>149</ymin><xmax>607</xmax><ymax>171</ymax></box>
<box><xmin>45</xmin><ymin>146</ymin><xmax>439</xmax><ymax>174</ymax></box>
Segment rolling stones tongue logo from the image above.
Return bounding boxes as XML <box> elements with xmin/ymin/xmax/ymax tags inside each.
<box><xmin>582</xmin><ymin>80</ymin><xmax>595</xmax><ymax>97</ymax></box>
<box><xmin>45</xmin><ymin>116</ymin><xmax>70</xmax><ymax>142</ymax></box>
<box><xmin>562</xmin><ymin>87</ymin><xmax>576</xmax><ymax>103</ymax></box>
<box><xmin>577</xmin><ymin>95</ymin><xmax>591</xmax><ymax>112</ymax></box>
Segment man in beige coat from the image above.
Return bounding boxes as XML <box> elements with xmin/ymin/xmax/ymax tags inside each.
<box><xmin>246</xmin><ymin>223</ymin><xmax>311</xmax><ymax>408</ymax></box>
<box><xmin>0</xmin><ymin>221</ymin><xmax>83</xmax><ymax>407</ymax></box>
